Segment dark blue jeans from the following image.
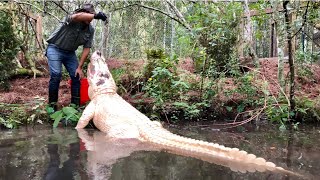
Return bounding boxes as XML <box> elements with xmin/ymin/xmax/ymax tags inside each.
<box><xmin>46</xmin><ymin>44</ymin><xmax>80</xmax><ymax>107</ymax></box>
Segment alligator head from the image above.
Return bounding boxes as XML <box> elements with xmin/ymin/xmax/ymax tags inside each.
<box><xmin>87</xmin><ymin>51</ymin><xmax>117</xmax><ymax>99</ymax></box>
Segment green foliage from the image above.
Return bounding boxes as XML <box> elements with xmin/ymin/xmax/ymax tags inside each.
<box><xmin>222</xmin><ymin>72</ymin><xmax>262</xmax><ymax>114</ymax></box>
<box><xmin>295</xmin><ymin>48</ymin><xmax>318</xmax><ymax>77</ymax></box>
<box><xmin>111</xmin><ymin>61</ymin><xmax>144</xmax><ymax>95</ymax></box>
<box><xmin>143</xmin><ymin>49</ymin><xmax>202</xmax><ymax>120</ymax></box>
<box><xmin>295</xmin><ymin>97</ymin><xmax>320</xmax><ymax>122</ymax></box>
<box><xmin>173</xmin><ymin>101</ymin><xmax>209</xmax><ymax>120</ymax></box>
<box><xmin>235</xmin><ymin>73</ymin><xmax>259</xmax><ymax>101</ymax></box>
<box><xmin>26</xmin><ymin>96</ymin><xmax>48</xmax><ymax>125</ymax></box>
<box><xmin>265</xmin><ymin>102</ymin><xmax>293</xmax><ymax>126</ymax></box>
<box><xmin>0</xmin><ymin>104</ymin><xmax>25</xmax><ymax>129</ymax></box>
<box><xmin>0</xmin><ymin>113</ymin><xmax>22</xmax><ymax>129</ymax></box>
<box><xmin>111</xmin><ymin>68</ymin><xmax>125</xmax><ymax>84</ymax></box>
<box><xmin>143</xmin><ymin>49</ymin><xmax>168</xmax><ymax>80</ymax></box>
<box><xmin>0</xmin><ymin>96</ymin><xmax>50</xmax><ymax>129</ymax></box>
<box><xmin>143</xmin><ymin>49</ymin><xmax>189</xmax><ymax>104</ymax></box>
<box><xmin>0</xmin><ymin>11</ymin><xmax>20</xmax><ymax>90</ymax></box>
<box><xmin>48</xmin><ymin>105</ymin><xmax>82</xmax><ymax>128</ymax></box>
<box><xmin>187</xmin><ymin>2</ymin><xmax>243</xmax><ymax>75</ymax></box>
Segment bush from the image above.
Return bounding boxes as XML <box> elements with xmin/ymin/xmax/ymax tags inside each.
<box><xmin>143</xmin><ymin>49</ymin><xmax>188</xmax><ymax>103</ymax></box>
<box><xmin>0</xmin><ymin>11</ymin><xmax>19</xmax><ymax>91</ymax></box>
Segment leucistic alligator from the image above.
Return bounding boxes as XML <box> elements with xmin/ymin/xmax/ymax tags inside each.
<box><xmin>75</xmin><ymin>51</ymin><xmax>304</xmax><ymax>178</ymax></box>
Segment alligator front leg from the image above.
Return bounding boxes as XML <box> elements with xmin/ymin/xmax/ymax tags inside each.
<box><xmin>76</xmin><ymin>101</ymin><xmax>96</xmax><ymax>129</ymax></box>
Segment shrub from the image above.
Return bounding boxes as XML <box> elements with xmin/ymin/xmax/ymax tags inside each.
<box><xmin>0</xmin><ymin>11</ymin><xmax>19</xmax><ymax>91</ymax></box>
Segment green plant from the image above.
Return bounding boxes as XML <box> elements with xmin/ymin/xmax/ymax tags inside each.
<box><xmin>0</xmin><ymin>116</ymin><xmax>21</xmax><ymax>129</ymax></box>
<box><xmin>0</xmin><ymin>11</ymin><xmax>20</xmax><ymax>91</ymax></box>
<box><xmin>143</xmin><ymin>49</ymin><xmax>188</xmax><ymax>103</ymax></box>
<box><xmin>27</xmin><ymin>96</ymin><xmax>48</xmax><ymax>124</ymax></box>
<box><xmin>143</xmin><ymin>49</ymin><xmax>173</xmax><ymax>80</ymax></box>
<box><xmin>295</xmin><ymin>48</ymin><xmax>317</xmax><ymax>78</ymax></box>
<box><xmin>295</xmin><ymin>97</ymin><xmax>320</xmax><ymax>122</ymax></box>
<box><xmin>143</xmin><ymin>49</ymin><xmax>194</xmax><ymax>120</ymax></box>
<box><xmin>173</xmin><ymin>101</ymin><xmax>209</xmax><ymax>120</ymax></box>
<box><xmin>187</xmin><ymin>2</ymin><xmax>242</xmax><ymax>75</ymax></box>
<box><xmin>266</xmin><ymin>103</ymin><xmax>292</xmax><ymax>124</ymax></box>
<box><xmin>111</xmin><ymin>68</ymin><xmax>125</xmax><ymax>84</ymax></box>
<box><xmin>48</xmin><ymin>105</ymin><xmax>82</xmax><ymax>128</ymax></box>
<box><xmin>0</xmin><ymin>105</ymin><xmax>25</xmax><ymax>129</ymax></box>
<box><xmin>225</xmin><ymin>72</ymin><xmax>262</xmax><ymax>114</ymax></box>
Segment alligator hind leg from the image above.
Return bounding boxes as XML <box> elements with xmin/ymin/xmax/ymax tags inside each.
<box><xmin>76</xmin><ymin>102</ymin><xmax>96</xmax><ymax>129</ymax></box>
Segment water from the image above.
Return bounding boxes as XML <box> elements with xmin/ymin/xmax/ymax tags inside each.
<box><xmin>0</xmin><ymin>123</ymin><xmax>319</xmax><ymax>180</ymax></box>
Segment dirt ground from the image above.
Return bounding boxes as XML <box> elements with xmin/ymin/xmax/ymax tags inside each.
<box><xmin>1</xmin><ymin>57</ymin><xmax>319</xmax><ymax>107</ymax></box>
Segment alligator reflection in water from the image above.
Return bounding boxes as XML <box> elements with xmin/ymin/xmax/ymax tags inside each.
<box><xmin>77</xmin><ymin>129</ymin><xmax>305</xmax><ymax>180</ymax></box>
<box><xmin>77</xmin><ymin>129</ymin><xmax>158</xmax><ymax>179</ymax></box>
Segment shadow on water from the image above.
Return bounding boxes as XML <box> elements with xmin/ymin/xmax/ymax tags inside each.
<box><xmin>0</xmin><ymin>123</ymin><xmax>319</xmax><ymax>180</ymax></box>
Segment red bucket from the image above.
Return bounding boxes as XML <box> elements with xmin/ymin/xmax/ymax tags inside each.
<box><xmin>68</xmin><ymin>78</ymin><xmax>90</xmax><ymax>106</ymax></box>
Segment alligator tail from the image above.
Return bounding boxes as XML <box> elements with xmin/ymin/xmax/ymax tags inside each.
<box><xmin>139</xmin><ymin>121</ymin><xmax>303</xmax><ymax>178</ymax></box>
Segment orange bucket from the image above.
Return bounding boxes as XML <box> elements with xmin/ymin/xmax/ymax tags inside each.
<box><xmin>68</xmin><ymin>78</ymin><xmax>90</xmax><ymax>106</ymax></box>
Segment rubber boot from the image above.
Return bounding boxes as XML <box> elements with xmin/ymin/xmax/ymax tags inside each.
<box><xmin>49</xmin><ymin>90</ymin><xmax>58</xmax><ymax>112</ymax></box>
<box><xmin>71</xmin><ymin>86</ymin><xmax>80</xmax><ymax>107</ymax></box>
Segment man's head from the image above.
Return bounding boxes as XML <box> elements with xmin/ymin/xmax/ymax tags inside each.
<box><xmin>74</xmin><ymin>3</ymin><xmax>96</xmax><ymax>14</ymax></box>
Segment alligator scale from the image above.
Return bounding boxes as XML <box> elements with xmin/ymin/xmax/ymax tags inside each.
<box><xmin>76</xmin><ymin>51</ymin><xmax>302</xmax><ymax>178</ymax></box>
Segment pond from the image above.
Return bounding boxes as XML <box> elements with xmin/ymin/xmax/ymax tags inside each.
<box><xmin>0</xmin><ymin>123</ymin><xmax>319</xmax><ymax>180</ymax></box>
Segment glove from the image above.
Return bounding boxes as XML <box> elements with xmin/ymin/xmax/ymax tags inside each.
<box><xmin>94</xmin><ymin>12</ymin><xmax>107</xmax><ymax>21</ymax></box>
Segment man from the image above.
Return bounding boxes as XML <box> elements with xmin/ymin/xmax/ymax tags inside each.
<box><xmin>46</xmin><ymin>4</ymin><xmax>107</xmax><ymax>110</ymax></box>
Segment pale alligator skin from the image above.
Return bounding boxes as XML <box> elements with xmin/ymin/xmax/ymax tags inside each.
<box><xmin>75</xmin><ymin>51</ymin><xmax>304</xmax><ymax>178</ymax></box>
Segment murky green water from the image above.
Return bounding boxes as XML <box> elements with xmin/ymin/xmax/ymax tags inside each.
<box><xmin>0</xmin><ymin>123</ymin><xmax>319</xmax><ymax>180</ymax></box>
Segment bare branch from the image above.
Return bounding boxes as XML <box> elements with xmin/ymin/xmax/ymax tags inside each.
<box><xmin>165</xmin><ymin>0</ymin><xmax>191</xmax><ymax>30</ymax></box>
<box><xmin>290</xmin><ymin>1</ymin><xmax>310</xmax><ymax>39</ymax></box>
<box><xmin>111</xmin><ymin>3</ymin><xmax>192</xmax><ymax>32</ymax></box>
<box><xmin>51</xmin><ymin>1</ymin><xmax>68</xmax><ymax>14</ymax></box>
<box><xmin>13</xmin><ymin>0</ymin><xmax>60</xmax><ymax>21</ymax></box>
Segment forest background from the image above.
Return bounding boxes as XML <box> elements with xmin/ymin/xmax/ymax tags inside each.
<box><xmin>1</xmin><ymin>0</ymin><xmax>320</xmax><ymax>130</ymax></box>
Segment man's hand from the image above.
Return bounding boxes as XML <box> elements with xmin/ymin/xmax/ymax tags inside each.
<box><xmin>75</xmin><ymin>67</ymin><xmax>84</xmax><ymax>79</ymax></box>
<box><xmin>94</xmin><ymin>12</ymin><xmax>107</xmax><ymax>21</ymax></box>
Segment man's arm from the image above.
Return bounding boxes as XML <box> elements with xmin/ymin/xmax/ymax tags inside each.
<box><xmin>71</xmin><ymin>12</ymin><xmax>94</xmax><ymax>23</ymax></box>
<box><xmin>70</xmin><ymin>12</ymin><xmax>107</xmax><ymax>23</ymax></box>
<box><xmin>79</xmin><ymin>48</ymin><xmax>90</xmax><ymax>69</ymax></box>
<box><xmin>75</xmin><ymin>47</ymin><xmax>90</xmax><ymax>79</ymax></box>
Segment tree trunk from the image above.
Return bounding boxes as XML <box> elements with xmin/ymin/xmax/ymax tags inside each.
<box><xmin>163</xmin><ymin>16</ymin><xmax>167</xmax><ymax>51</ymax></box>
<box><xmin>35</xmin><ymin>15</ymin><xmax>43</xmax><ymax>51</ymax></box>
<box><xmin>283</xmin><ymin>1</ymin><xmax>296</xmax><ymax>116</ymax></box>
<box><xmin>244</xmin><ymin>0</ymin><xmax>259</xmax><ymax>66</ymax></box>
<box><xmin>170</xmin><ymin>16</ymin><xmax>175</xmax><ymax>59</ymax></box>
<box><xmin>102</xmin><ymin>15</ymin><xmax>110</xmax><ymax>57</ymax></box>
<box><xmin>270</xmin><ymin>21</ymin><xmax>278</xmax><ymax>57</ymax></box>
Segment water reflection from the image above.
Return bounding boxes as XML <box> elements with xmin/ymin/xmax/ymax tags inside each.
<box><xmin>44</xmin><ymin>143</ymin><xmax>80</xmax><ymax>180</ymax></box>
<box><xmin>0</xmin><ymin>124</ymin><xmax>319</xmax><ymax>180</ymax></box>
<box><xmin>76</xmin><ymin>129</ymin><xmax>305</xmax><ymax>180</ymax></box>
<box><xmin>77</xmin><ymin>129</ymin><xmax>159</xmax><ymax>179</ymax></box>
